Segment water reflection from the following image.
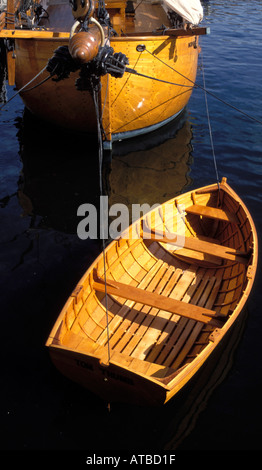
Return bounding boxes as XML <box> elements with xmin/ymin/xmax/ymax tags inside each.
<box><xmin>16</xmin><ymin>109</ymin><xmax>100</xmax><ymax>234</ymax></box>
<box><xmin>105</xmin><ymin>306</ymin><xmax>248</xmax><ymax>451</ymax></box>
<box><xmin>9</xmin><ymin>105</ymin><xmax>247</xmax><ymax>451</ymax></box>
<box><xmin>17</xmin><ymin>107</ymin><xmax>193</xmax><ymax>234</ymax></box>
<box><xmin>0</xmin><ymin>40</ymin><xmax>7</xmax><ymax>104</ymax></box>
<box><xmin>162</xmin><ymin>307</ymin><xmax>248</xmax><ymax>449</ymax></box>
<box><xmin>108</xmin><ymin>114</ymin><xmax>193</xmax><ymax>211</ymax></box>
<box><xmin>1</xmin><ymin>0</ymin><xmax>261</xmax><ymax>453</ymax></box>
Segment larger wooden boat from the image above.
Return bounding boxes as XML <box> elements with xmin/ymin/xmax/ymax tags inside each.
<box><xmin>46</xmin><ymin>178</ymin><xmax>257</xmax><ymax>406</ymax></box>
<box><xmin>0</xmin><ymin>0</ymin><xmax>208</xmax><ymax>147</ymax></box>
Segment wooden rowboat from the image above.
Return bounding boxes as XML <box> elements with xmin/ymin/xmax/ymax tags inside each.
<box><xmin>0</xmin><ymin>0</ymin><xmax>208</xmax><ymax>147</ymax></box>
<box><xmin>46</xmin><ymin>178</ymin><xmax>257</xmax><ymax>406</ymax></box>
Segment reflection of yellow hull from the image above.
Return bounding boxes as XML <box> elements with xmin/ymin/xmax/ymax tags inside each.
<box><xmin>11</xmin><ymin>2</ymin><xmax>202</xmax><ymax>141</ymax></box>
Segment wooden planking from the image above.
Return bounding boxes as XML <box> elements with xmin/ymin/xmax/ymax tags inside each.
<box><xmin>62</xmin><ymin>330</ymin><xmax>99</xmax><ymax>354</ymax></box>
<box><xmin>113</xmin><ymin>265</ymin><xmax>177</xmax><ymax>353</ymax></box>
<box><xmin>105</xmin><ymin>262</ymin><xmax>170</xmax><ymax>351</ymax></box>
<box><xmin>164</xmin><ymin>276</ymin><xmax>217</xmax><ymax>367</ymax></box>
<box><xmin>148</xmin><ymin>269</ymin><xmax>222</xmax><ymax>368</ymax></box>
<box><xmin>119</xmin><ymin>267</ymin><xmax>183</xmax><ymax>358</ymax></box>
<box><xmin>93</xmin><ymin>271</ymin><xmax>220</xmax><ymax>326</ymax></box>
<box><xmin>215</xmin><ymin>263</ymin><xmax>244</xmax><ymax>317</ymax></box>
<box><xmin>212</xmin><ymin>211</ymin><xmax>246</xmax><ymax>317</ymax></box>
<box><xmin>87</xmin><ymin>258</ymin><xmax>161</xmax><ymax>344</ymax></box>
<box><xmin>175</xmin><ymin>274</ymin><xmax>222</xmax><ymax>364</ymax></box>
<box><xmin>95</xmin><ymin>259</ymin><xmax>164</xmax><ymax>347</ymax></box>
<box><xmin>162</xmin><ymin>274</ymin><xmax>221</xmax><ymax>369</ymax></box>
<box><xmin>186</xmin><ymin>204</ymin><xmax>239</xmax><ymax>224</ymax></box>
<box><xmin>109</xmin><ymin>349</ymin><xmax>176</xmax><ymax>380</ymax></box>
<box><xmin>182</xmin><ymin>277</ymin><xmax>223</xmax><ymax>360</ymax></box>
<box><xmin>170</xmin><ymin>322</ymin><xmax>203</xmax><ymax>370</ymax></box>
<box><xmin>129</xmin><ymin>269</ymin><xmax>194</xmax><ymax>360</ymax></box>
<box><xmin>105</xmin><ymin>238</ymin><xmax>157</xmax><ymax>282</ymax></box>
<box><xmin>149</xmin><ymin>271</ymin><xmax>206</xmax><ymax>365</ymax></box>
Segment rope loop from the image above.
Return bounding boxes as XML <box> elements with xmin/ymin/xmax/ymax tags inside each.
<box><xmin>90</xmin><ymin>17</ymin><xmax>105</xmax><ymax>47</ymax></box>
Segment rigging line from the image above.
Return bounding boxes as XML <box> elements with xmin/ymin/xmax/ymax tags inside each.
<box><xmin>0</xmin><ymin>65</ymin><xmax>48</xmax><ymax>110</ymax></box>
<box><xmin>201</xmin><ymin>52</ymin><xmax>220</xmax><ymax>191</ymax></box>
<box><xmin>93</xmin><ymin>86</ymin><xmax>111</xmax><ymax>363</ymax></box>
<box><xmin>19</xmin><ymin>72</ymin><xmax>53</xmax><ymax>92</ymax></box>
<box><xmin>108</xmin><ymin>51</ymin><xmax>143</xmax><ymax>113</ymax></box>
<box><xmin>134</xmin><ymin>0</ymin><xmax>144</xmax><ymax>12</ymax></box>
<box><xmin>145</xmin><ymin>47</ymin><xmax>262</xmax><ymax>126</ymax></box>
<box><xmin>124</xmin><ymin>66</ymin><xmax>193</xmax><ymax>88</ymax></box>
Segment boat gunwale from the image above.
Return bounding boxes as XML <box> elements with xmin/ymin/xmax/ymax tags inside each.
<box><xmin>5</xmin><ymin>30</ymin><xmax>204</xmax><ymax>41</ymax></box>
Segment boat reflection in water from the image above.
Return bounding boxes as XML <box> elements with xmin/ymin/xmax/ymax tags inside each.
<box><xmin>17</xmin><ymin>107</ymin><xmax>192</xmax><ymax>232</ymax></box>
<box><xmin>16</xmin><ymin>109</ymin><xmax>100</xmax><ymax>234</ymax></box>
<box><xmin>0</xmin><ymin>38</ymin><xmax>7</xmax><ymax>103</ymax></box>
<box><xmin>161</xmin><ymin>306</ymin><xmax>248</xmax><ymax>449</ymax></box>
<box><xmin>107</xmin><ymin>110</ymin><xmax>193</xmax><ymax>211</ymax></box>
<box><xmin>110</xmin><ymin>304</ymin><xmax>248</xmax><ymax>450</ymax></box>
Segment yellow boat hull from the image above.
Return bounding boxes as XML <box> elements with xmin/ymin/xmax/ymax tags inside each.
<box><xmin>14</xmin><ymin>33</ymin><xmax>199</xmax><ymax>139</ymax></box>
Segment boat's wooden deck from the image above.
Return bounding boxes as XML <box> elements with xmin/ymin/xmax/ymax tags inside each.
<box><xmin>39</xmin><ymin>1</ymin><xmax>171</xmax><ymax>34</ymax></box>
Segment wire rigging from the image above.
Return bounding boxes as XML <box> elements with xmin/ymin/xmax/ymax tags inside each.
<box><xmin>1</xmin><ymin>38</ymin><xmax>262</xmax><ymax>129</ymax></box>
<box><xmin>93</xmin><ymin>85</ymin><xmax>111</xmax><ymax>363</ymax></box>
<box><xmin>201</xmin><ymin>51</ymin><xmax>220</xmax><ymax>188</ymax></box>
<box><xmin>0</xmin><ymin>65</ymin><xmax>48</xmax><ymax>110</ymax></box>
<box><xmin>144</xmin><ymin>46</ymin><xmax>262</xmax><ymax>126</ymax></box>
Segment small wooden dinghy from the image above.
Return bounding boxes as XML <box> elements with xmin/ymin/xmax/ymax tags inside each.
<box><xmin>46</xmin><ymin>178</ymin><xmax>257</xmax><ymax>406</ymax></box>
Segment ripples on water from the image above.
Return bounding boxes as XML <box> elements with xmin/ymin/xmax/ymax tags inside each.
<box><xmin>0</xmin><ymin>0</ymin><xmax>261</xmax><ymax>454</ymax></box>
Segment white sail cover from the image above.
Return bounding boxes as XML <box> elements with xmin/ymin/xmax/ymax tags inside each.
<box><xmin>0</xmin><ymin>0</ymin><xmax>7</xmax><ymax>12</ymax></box>
<box><xmin>163</xmin><ymin>0</ymin><xmax>203</xmax><ymax>25</ymax></box>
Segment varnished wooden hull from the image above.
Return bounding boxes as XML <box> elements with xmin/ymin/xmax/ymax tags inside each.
<box><xmin>15</xmin><ymin>34</ymin><xmax>198</xmax><ymax>137</ymax></box>
<box><xmin>46</xmin><ymin>178</ymin><xmax>257</xmax><ymax>406</ymax></box>
<box><xmin>15</xmin><ymin>38</ymin><xmax>98</xmax><ymax>133</ymax></box>
<box><xmin>100</xmin><ymin>35</ymin><xmax>199</xmax><ymax>141</ymax></box>
<box><xmin>11</xmin><ymin>2</ymin><xmax>200</xmax><ymax>139</ymax></box>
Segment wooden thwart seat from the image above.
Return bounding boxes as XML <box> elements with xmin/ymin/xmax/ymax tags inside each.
<box><xmin>147</xmin><ymin>230</ymin><xmax>250</xmax><ymax>265</ymax></box>
<box><xmin>93</xmin><ymin>274</ymin><xmax>221</xmax><ymax>326</ymax></box>
<box><xmin>186</xmin><ymin>204</ymin><xmax>239</xmax><ymax>224</ymax></box>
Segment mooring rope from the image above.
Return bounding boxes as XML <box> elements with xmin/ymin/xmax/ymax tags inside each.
<box><xmin>200</xmin><ymin>51</ymin><xmax>220</xmax><ymax>191</ymax></box>
<box><xmin>92</xmin><ymin>85</ymin><xmax>111</xmax><ymax>363</ymax></box>
<box><xmin>117</xmin><ymin>65</ymin><xmax>193</xmax><ymax>88</ymax></box>
<box><xmin>0</xmin><ymin>65</ymin><xmax>49</xmax><ymax>110</ymax></box>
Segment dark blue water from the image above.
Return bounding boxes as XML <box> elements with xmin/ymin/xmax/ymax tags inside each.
<box><xmin>1</xmin><ymin>0</ymin><xmax>262</xmax><ymax>458</ymax></box>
